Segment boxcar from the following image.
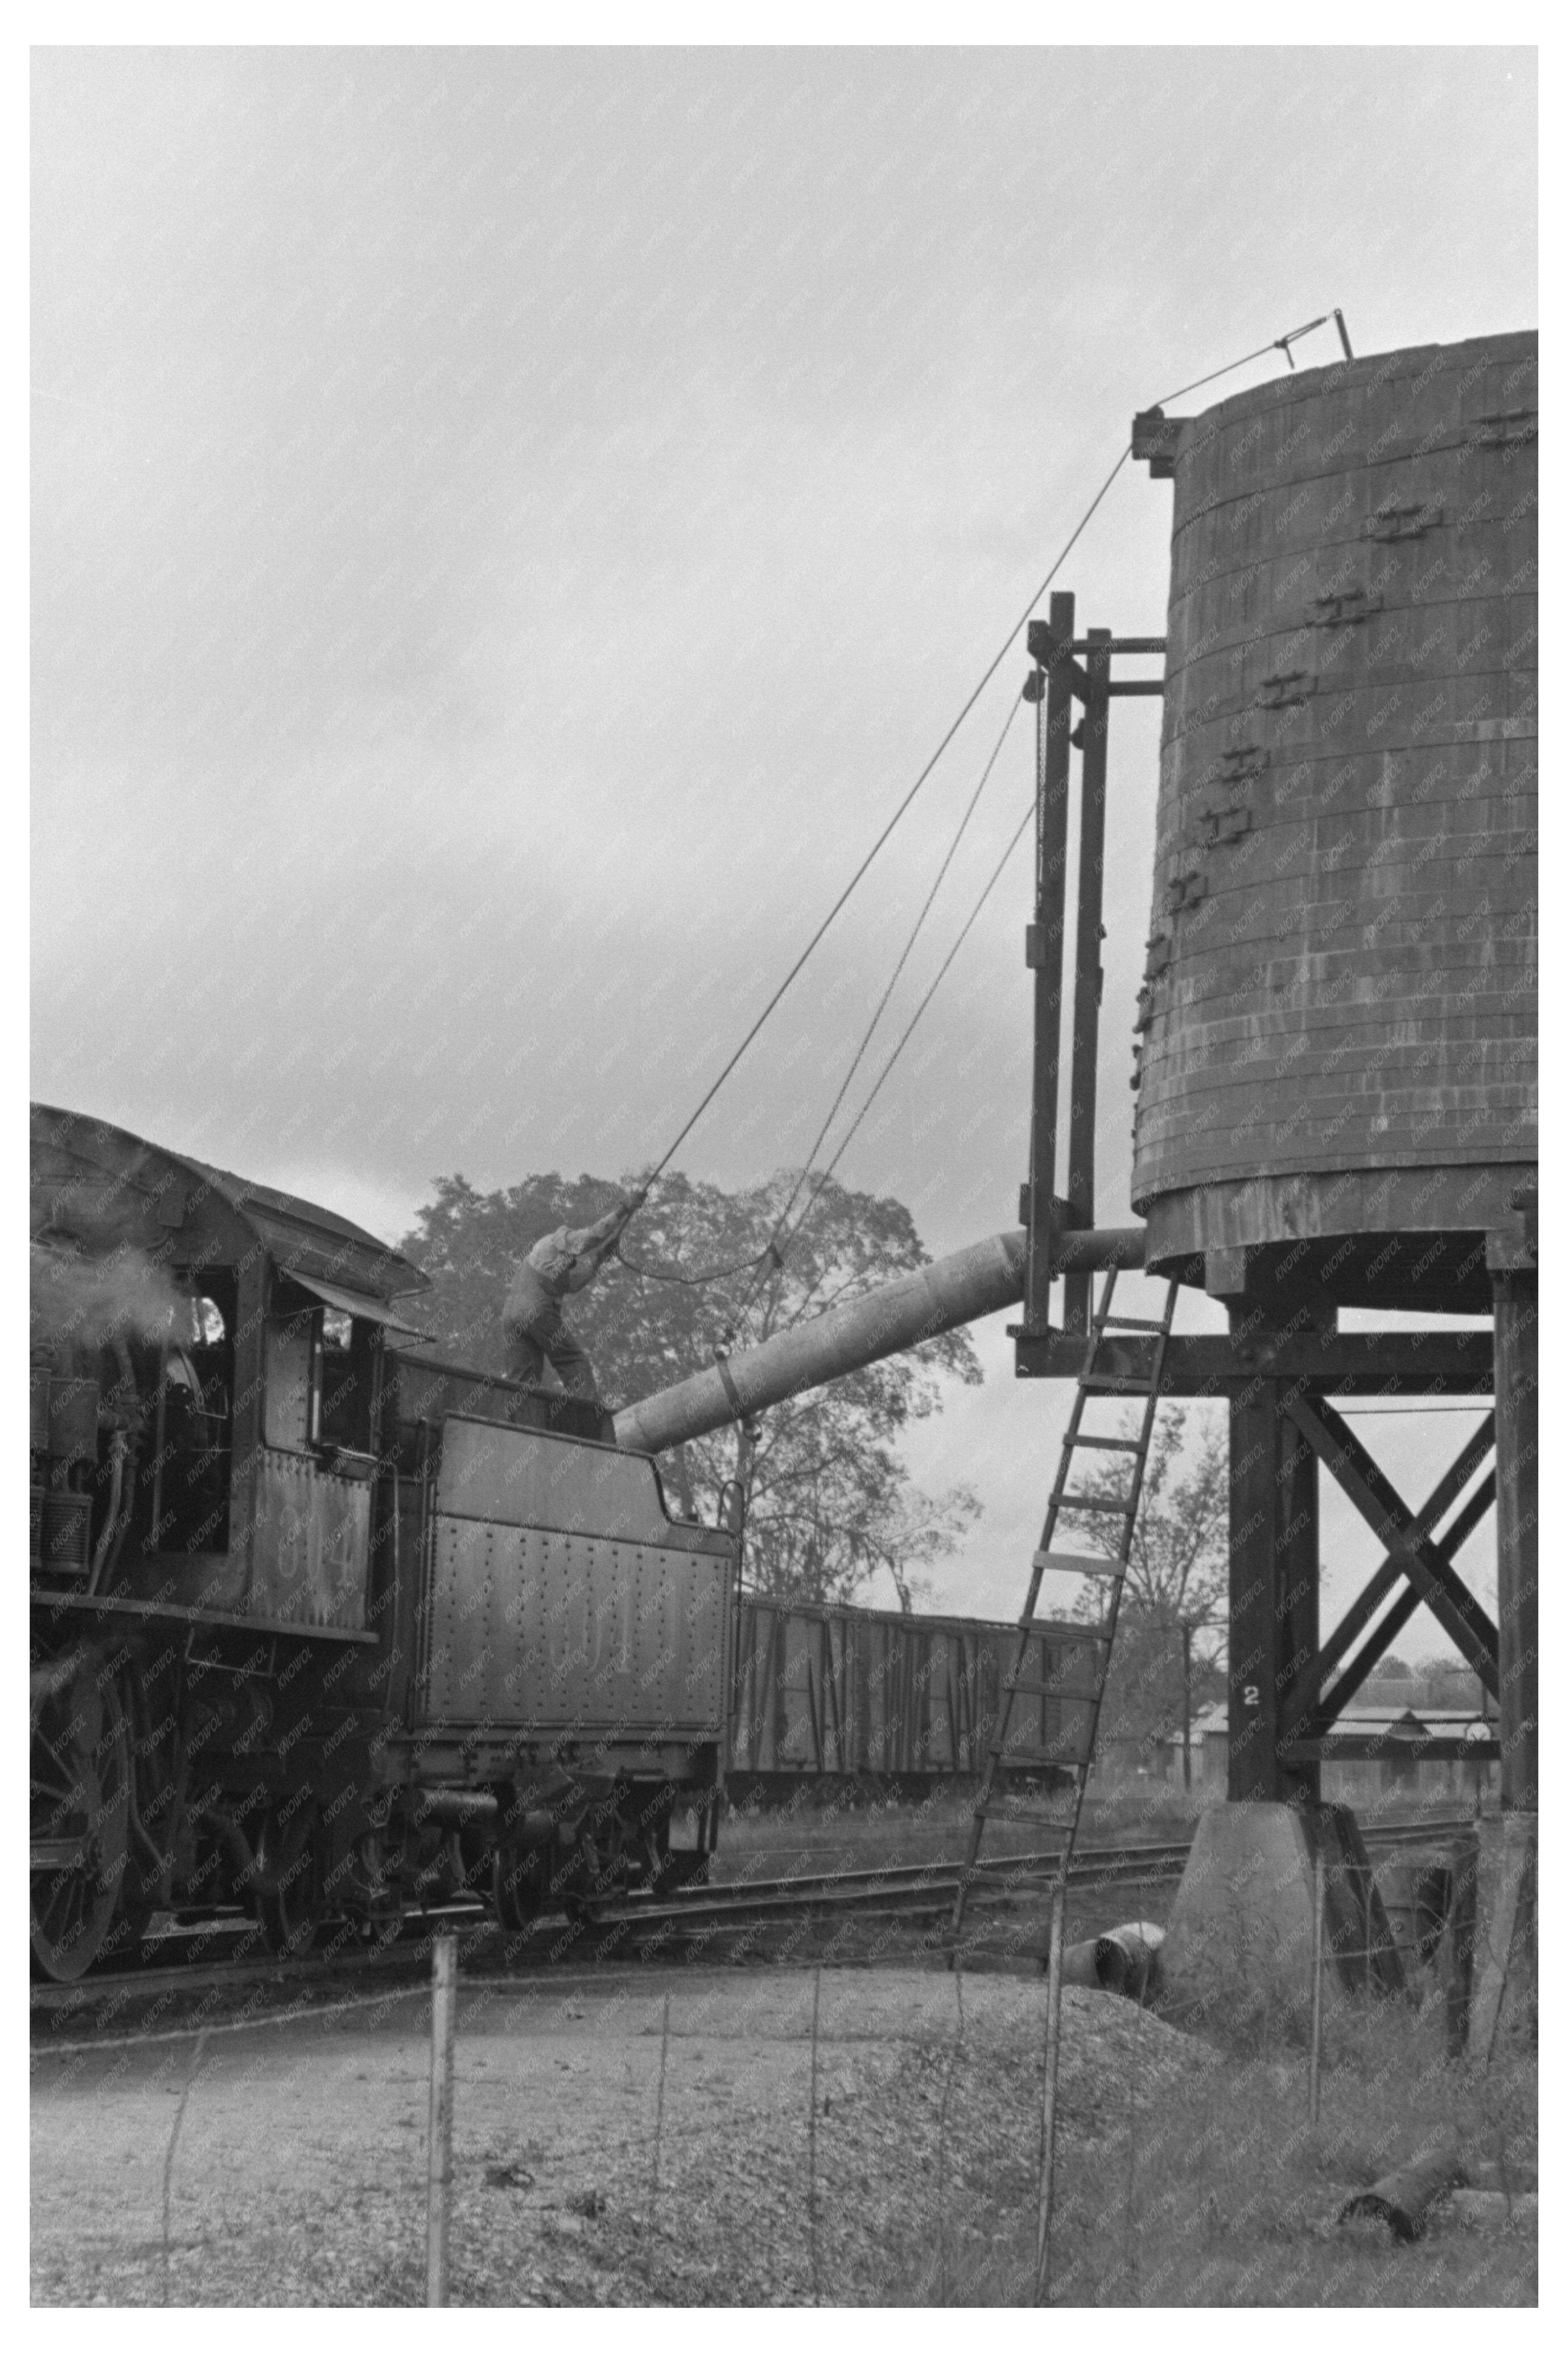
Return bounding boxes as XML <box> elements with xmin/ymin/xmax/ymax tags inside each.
<box><xmin>729</xmin><ymin>1594</ymin><xmax>1101</xmax><ymax>1799</ymax></box>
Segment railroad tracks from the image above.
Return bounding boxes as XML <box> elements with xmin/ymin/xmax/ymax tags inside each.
<box><xmin>30</xmin><ymin>1814</ymin><xmax>1472</xmax><ymax>2035</ymax></box>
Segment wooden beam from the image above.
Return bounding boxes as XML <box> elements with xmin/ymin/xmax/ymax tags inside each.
<box><xmin>1279</xmin><ymin>1735</ymin><xmax>1500</xmax><ymax>1765</ymax></box>
<box><xmin>1228</xmin><ymin>1380</ymin><xmax>1318</xmax><ymax>1803</ymax></box>
<box><xmin>1025</xmin><ymin>592</ymin><xmax>1075</xmax><ymax>1330</ymax></box>
<box><xmin>1013</xmin><ymin>1330</ymin><xmax>1494</xmax><ymax>1394</ymax></box>
<box><xmin>1063</xmin><ymin>632</ymin><xmax>1110</xmax><ymax>1336</ymax></box>
<box><xmin>1025</xmin><ymin>615</ymin><xmax>1090</xmax><ymax>699</ymax></box>
<box><xmin>1283</xmin><ymin>1395</ymin><xmax>1499</xmax><ymax>1694</ymax></box>
<box><xmin>1312</xmin><ymin>1473</ymin><xmax>1496</xmax><ymax>1725</ymax></box>
<box><xmin>1131</xmin><ymin>410</ymin><xmax>1183</xmax><ymax>475</ymax></box>
<box><xmin>1280</xmin><ymin>1415</ymin><xmax>1496</xmax><ymax>1730</ymax></box>
<box><xmin>1493</xmin><ymin>1271</ymin><xmax>1538</xmax><ymax>1808</ymax></box>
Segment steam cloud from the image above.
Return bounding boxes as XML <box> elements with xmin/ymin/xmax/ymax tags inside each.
<box><xmin>31</xmin><ymin>1242</ymin><xmax>194</xmax><ymax>1356</ymax></box>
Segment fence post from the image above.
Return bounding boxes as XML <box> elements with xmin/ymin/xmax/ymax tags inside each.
<box><xmin>1034</xmin><ymin>1879</ymin><xmax>1067</xmax><ymax>2304</ymax></box>
<box><xmin>427</xmin><ymin>1934</ymin><xmax>458</xmax><ymax>2306</ymax></box>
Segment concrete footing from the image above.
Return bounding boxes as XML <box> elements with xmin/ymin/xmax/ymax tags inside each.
<box><xmin>1157</xmin><ymin>1802</ymin><xmax>1400</xmax><ymax>2036</ymax></box>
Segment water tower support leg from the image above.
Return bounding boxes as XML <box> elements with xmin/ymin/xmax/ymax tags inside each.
<box><xmin>1467</xmin><ymin>1257</ymin><xmax>1536</xmax><ymax>2057</ymax></box>
<box><xmin>1226</xmin><ymin>1378</ymin><xmax>1319</xmax><ymax>1803</ymax></box>
<box><xmin>1492</xmin><ymin>1269</ymin><xmax>1537</xmax><ymax>1810</ymax></box>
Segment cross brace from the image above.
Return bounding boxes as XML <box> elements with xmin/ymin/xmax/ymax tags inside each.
<box><xmin>1280</xmin><ymin>1414</ymin><xmax>1496</xmax><ymax>1734</ymax></box>
<box><xmin>1282</xmin><ymin>1394</ymin><xmax>1500</xmax><ymax>1696</ymax></box>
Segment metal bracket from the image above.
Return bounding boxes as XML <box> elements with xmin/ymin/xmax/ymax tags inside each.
<box><xmin>1310</xmin><ymin>586</ymin><xmax>1383</xmax><ymax>628</ymax></box>
<box><xmin>1366</xmin><ymin>500</ymin><xmax>1444</xmax><ymax>542</ymax></box>
<box><xmin>1257</xmin><ymin>670</ymin><xmax>1316</xmax><ymax>710</ymax></box>
<box><xmin>1474</xmin><ymin>409</ymin><xmax>1536</xmax><ymax>452</ymax></box>
<box><xmin>1216</xmin><ymin>743</ymin><xmax>1269</xmax><ymax>785</ymax></box>
<box><xmin>1199</xmin><ymin>803</ymin><xmax>1253</xmax><ymax>847</ymax></box>
<box><xmin>1162</xmin><ymin>869</ymin><xmax>1208</xmax><ymax>915</ymax></box>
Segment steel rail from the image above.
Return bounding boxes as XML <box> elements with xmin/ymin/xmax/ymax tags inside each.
<box><xmin>32</xmin><ymin>1813</ymin><xmax>1471</xmax><ymax>2022</ymax></box>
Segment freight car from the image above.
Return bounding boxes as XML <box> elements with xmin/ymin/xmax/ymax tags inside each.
<box><xmin>29</xmin><ymin>1106</ymin><xmax>736</xmax><ymax>1979</ymax></box>
<box><xmin>728</xmin><ymin>1596</ymin><xmax>1101</xmax><ymax>1801</ymax></box>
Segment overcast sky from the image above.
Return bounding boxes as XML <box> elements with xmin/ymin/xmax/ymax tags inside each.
<box><xmin>32</xmin><ymin>46</ymin><xmax>1536</xmax><ymax>1626</ymax></box>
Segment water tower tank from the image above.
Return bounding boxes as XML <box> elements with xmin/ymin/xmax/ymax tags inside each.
<box><xmin>1130</xmin><ymin>330</ymin><xmax>1536</xmax><ymax>1310</ymax></box>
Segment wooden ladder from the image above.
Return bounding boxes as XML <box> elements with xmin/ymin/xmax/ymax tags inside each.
<box><xmin>950</xmin><ymin>1265</ymin><xmax>1179</xmax><ymax>2295</ymax></box>
<box><xmin>953</xmin><ymin>1267</ymin><xmax>1180</xmax><ymax>1934</ymax></box>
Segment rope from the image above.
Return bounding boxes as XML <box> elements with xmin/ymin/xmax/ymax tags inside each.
<box><xmin>735</xmin><ymin>692</ymin><xmax>1025</xmax><ymax>1314</ymax></box>
<box><xmin>778</xmin><ymin>794</ymin><xmax>1037</xmax><ymax>1323</ymax></box>
<box><xmin>631</xmin><ymin>314</ymin><xmax>1344</xmax><ymax>1253</ymax></box>
<box><xmin>642</xmin><ymin>448</ymin><xmax>1132</xmax><ymax>1185</ymax></box>
<box><xmin>1152</xmin><ymin>314</ymin><xmax>1335</xmax><ymax>407</ymax></box>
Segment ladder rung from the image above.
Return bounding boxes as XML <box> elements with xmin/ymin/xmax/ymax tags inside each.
<box><xmin>1031</xmin><ymin>1550</ymin><xmax>1122</xmax><ymax>1578</ymax></box>
<box><xmin>1057</xmin><ymin>1491</ymin><xmax>1132</xmax><ymax>1514</ymax></box>
<box><xmin>1081</xmin><ymin>1375</ymin><xmax>1157</xmax><ymax>1393</ymax></box>
<box><xmin>1069</xmin><ymin>1435</ymin><xmax>1142</xmax><ymax>1452</ymax></box>
<box><xmin>1101</xmin><ymin>1313</ymin><xmax>1168</xmax><ymax>1332</ymax></box>
<box><xmin>1003</xmin><ymin>1679</ymin><xmax>1103</xmax><ymax>1702</ymax></box>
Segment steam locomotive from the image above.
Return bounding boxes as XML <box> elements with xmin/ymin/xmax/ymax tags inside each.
<box><xmin>30</xmin><ymin>1104</ymin><xmax>1093</xmax><ymax>1983</ymax></box>
<box><xmin>29</xmin><ymin>1104</ymin><xmax>738</xmax><ymax>1981</ymax></box>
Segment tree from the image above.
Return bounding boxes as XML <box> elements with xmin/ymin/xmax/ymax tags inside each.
<box><xmin>398</xmin><ymin>1166</ymin><xmax>983</xmax><ymax>1610</ymax></box>
<box><xmin>1056</xmin><ymin>1405</ymin><xmax>1229</xmax><ymax>1781</ymax></box>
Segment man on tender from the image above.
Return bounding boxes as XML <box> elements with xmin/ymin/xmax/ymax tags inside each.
<box><xmin>502</xmin><ymin>1191</ymin><xmax>647</xmax><ymax>1404</ymax></box>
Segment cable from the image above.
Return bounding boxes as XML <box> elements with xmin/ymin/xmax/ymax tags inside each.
<box><xmin>641</xmin><ymin>315</ymin><xmax>1344</xmax><ymax>1206</ymax></box>
<box><xmin>643</xmin><ymin>447</ymin><xmax>1132</xmax><ymax>1185</ymax></box>
<box><xmin>739</xmin><ymin>691</ymin><xmax>1026</xmax><ymax>1306</ymax></box>
<box><xmin>778</xmin><ymin>792</ymin><xmax>1038</xmax><ymax>1320</ymax></box>
<box><xmin>618</xmin><ymin>1245</ymin><xmax>770</xmax><ymax>1288</ymax></box>
<box><xmin>629</xmin><ymin>694</ymin><xmax>1026</xmax><ymax>1299</ymax></box>
<box><xmin>1151</xmin><ymin>314</ymin><xmax>1334</xmax><ymax>408</ymax></box>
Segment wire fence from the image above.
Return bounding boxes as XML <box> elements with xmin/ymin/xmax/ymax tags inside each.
<box><xmin>30</xmin><ymin>1829</ymin><xmax>1532</xmax><ymax>2313</ymax></box>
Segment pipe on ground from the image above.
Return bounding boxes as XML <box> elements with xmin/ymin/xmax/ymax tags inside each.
<box><xmin>613</xmin><ymin>1224</ymin><xmax>1146</xmax><ymax>1456</ymax></box>
<box><xmin>1337</xmin><ymin>2137</ymin><xmax>1465</xmax><ymax>2241</ymax></box>
<box><xmin>1057</xmin><ymin>1920</ymin><xmax>1165</xmax><ymax>2002</ymax></box>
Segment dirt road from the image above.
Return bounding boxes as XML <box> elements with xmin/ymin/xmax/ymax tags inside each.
<box><xmin>32</xmin><ymin>1962</ymin><xmax>1208</xmax><ymax>2305</ymax></box>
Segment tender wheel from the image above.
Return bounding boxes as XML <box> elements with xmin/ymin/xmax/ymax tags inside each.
<box><xmin>493</xmin><ymin>1841</ymin><xmax>551</xmax><ymax>1934</ymax></box>
<box><xmin>252</xmin><ymin>1803</ymin><xmax>323</xmax><ymax>1959</ymax></box>
<box><xmin>30</xmin><ymin>1652</ymin><xmax>131</xmax><ymax>1982</ymax></box>
<box><xmin>560</xmin><ymin>1808</ymin><xmax>634</xmax><ymax>1921</ymax></box>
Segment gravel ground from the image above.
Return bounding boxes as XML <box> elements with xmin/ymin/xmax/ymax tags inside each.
<box><xmin>31</xmin><ymin>1963</ymin><xmax>1213</xmax><ymax>2306</ymax></box>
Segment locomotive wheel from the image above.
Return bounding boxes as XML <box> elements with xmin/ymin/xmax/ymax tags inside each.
<box><xmin>30</xmin><ymin>1653</ymin><xmax>130</xmax><ymax>1982</ymax></box>
<box><xmin>493</xmin><ymin>1840</ymin><xmax>551</xmax><ymax>1934</ymax></box>
<box><xmin>252</xmin><ymin>1803</ymin><xmax>323</xmax><ymax>1960</ymax></box>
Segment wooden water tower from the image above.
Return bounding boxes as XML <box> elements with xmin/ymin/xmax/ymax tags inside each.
<box><xmin>1016</xmin><ymin>330</ymin><xmax>1536</xmax><ymax>1830</ymax></box>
